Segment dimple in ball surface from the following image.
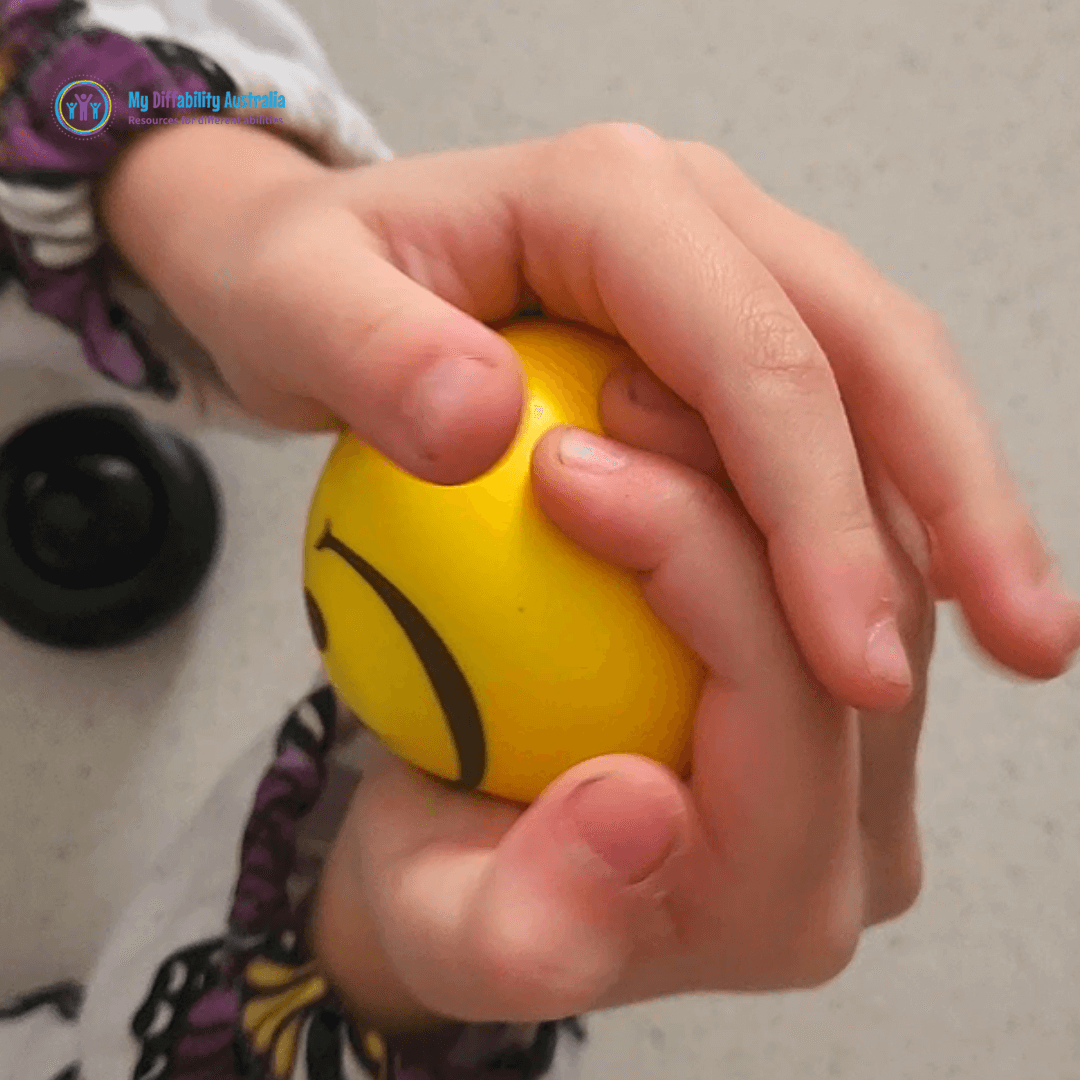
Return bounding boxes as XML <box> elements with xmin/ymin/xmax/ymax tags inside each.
<box><xmin>303</xmin><ymin>318</ymin><xmax>705</xmax><ymax>802</ymax></box>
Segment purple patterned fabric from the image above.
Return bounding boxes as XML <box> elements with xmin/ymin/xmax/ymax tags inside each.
<box><xmin>166</xmin><ymin>987</ymin><xmax>238</xmax><ymax>1080</ymax></box>
<box><xmin>0</xmin><ymin>0</ymin><xmax>235</xmax><ymax>396</ymax></box>
<box><xmin>230</xmin><ymin>740</ymin><xmax>324</xmax><ymax>934</ymax></box>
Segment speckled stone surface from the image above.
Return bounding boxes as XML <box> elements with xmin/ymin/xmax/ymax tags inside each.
<box><xmin>1</xmin><ymin>1</ymin><xmax>1077</xmax><ymax>1076</ymax></box>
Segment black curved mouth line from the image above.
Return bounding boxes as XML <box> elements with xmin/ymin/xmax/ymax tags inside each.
<box><xmin>315</xmin><ymin>520</ymin><xmax>486</xmax><ymax>790</ymax></box>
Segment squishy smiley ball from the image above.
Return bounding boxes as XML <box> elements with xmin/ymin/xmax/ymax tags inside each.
<box><xmin>303</xmin><ymin>318</ymin><xmax>705</xmax><ymax>803</ymax></box>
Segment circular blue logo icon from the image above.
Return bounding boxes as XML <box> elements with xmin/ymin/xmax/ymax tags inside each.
<box><xmin>54</xmin><ymin>80</ymin><xmax>113</xmax><ymax>136</ymax></box>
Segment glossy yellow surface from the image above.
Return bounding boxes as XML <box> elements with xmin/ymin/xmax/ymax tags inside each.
<box><xmin>303</xmin><ymin>318</ymin><xmax>704</xmax><ymax>802</ymax></box>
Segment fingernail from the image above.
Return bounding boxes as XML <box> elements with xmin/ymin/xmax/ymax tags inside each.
<box><xmin>865</xmin><ymin>616</ymin><xmax>912</xmax><ymax>689</ymax></box>
<box><xmin>565</xmin><ymin>775</ymin><xmax>680</xmax><ymax>885</ymax></box>
<box><xmin>625</xmin><ymin>368</ymin><xmax>691</xmax><ymax>415</ymax></box>
<box><xmin>403</xmin><ymin>353</ymin><xmax>497</xmax><ymax>440</ymax></box>
<box><xmin>557</xmin><ymin>429</ymin><xmax>627</xmax><ymax>472</ymax></box>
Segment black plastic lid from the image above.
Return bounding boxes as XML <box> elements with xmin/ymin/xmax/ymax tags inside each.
<box><xmin>0</xmin><ymin>405</ymin><xmax>221</xmax><ymax>648</ymax></box>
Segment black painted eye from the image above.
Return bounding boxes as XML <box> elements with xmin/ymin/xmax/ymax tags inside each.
<box><xmin>304</xmin><ymin>588</ymin><xmax>328</xmax><ymax>651</ymax></box>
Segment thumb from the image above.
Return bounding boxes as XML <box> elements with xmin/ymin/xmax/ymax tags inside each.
<box><xmin>330</xmin><ymin>743</ymin><xmax>692</xmax><ymax>1024</ymax></box>
<box><xmin>99</xmin><ymin>124</ymin><xmax>525</xmax><ymax>485</ymax></box>
<box><xmin>227</xmin><ymin>209</ymin><xmax>528</xmax><ymax>484</ymax></box>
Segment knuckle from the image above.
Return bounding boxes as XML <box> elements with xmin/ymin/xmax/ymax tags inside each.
<box><xmin>734</xmin><ymin>295</ymin><xmax>827</xmax><ymax>386</ymax></box>
<box><xmin>816</xmin><ymin>224</ymin><xmax>860</xmax><ymax>260</ymax></box>
<box><xmin>886</xmin><ymin>297</ymin><xmax>956</xmax><ymax>360</ymax></box>
<box><xmin>555</xmin><ymin>121</ymin><xmax>672</xmax><ymax>170</ymax></box>
<box><xmin>784</xmin><ymin>877</ymin><xmax>865</xmax><ymax>987</ymax></box>
<box><xmin>688</xmin><ymin>138</ymin><xmax>729</xmax><ymax>162</ymax></box>
<box><xmin>872</xmin><ymin>838</ymin><xmax>925</xmax><ymax>924</ymax></box>
<box><xmin>661</xmin><ymin>467</ymin><xmax>735</xmax><ymax>544</ymax></box>
<box><xmin>909</xmin><ymin>302</ymin><xmax>953</xmax><ymax>348</ymax></box>
<box><xmin>654</xmin><ymin>888</ymin><xmax>697</xmax><ymax>954</ymax></box>
<box><xmin>672</xmin><ymin>139</ymin><xmax>747</xmax><ymax>195</ymax></box>
<box><xmin>794</xmin><ymin>925</ymin><xmax>862</xmax><ymax>988</ymax></box>
<box><xmin>675</xmin><ymin>138</ymin><xmax>734</xmax><ymax>171</ymax></box>
<box><xmin>472</xmin><ymin>919</ymin><xmax>613</xmax><ymax>1017</ymax></box>
<box><xmin>831</xmin><ymin>494</ymin><xmax>881</xmax><ymax>542</ymax></box>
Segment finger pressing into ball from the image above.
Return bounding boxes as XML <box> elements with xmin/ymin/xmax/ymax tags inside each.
<box><xmin>599</xmin><ymin>362</ymin><xmax>728</xmax><ymax>484</ymax></box>
<box><xmin>532</xmin><ymin>425</ymin><xmax>779</xmax><ymax>682</ymax></box>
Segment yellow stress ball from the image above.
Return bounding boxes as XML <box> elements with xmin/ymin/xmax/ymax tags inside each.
<box><xmin>303</xmin><ymin>318</ymin><xmax>705</xmax><ymax>802</ymax></box>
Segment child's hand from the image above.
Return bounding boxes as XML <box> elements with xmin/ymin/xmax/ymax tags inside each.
<box><xmin>310</xmin><ymin>373</ymin><xmax>933</xmax><ymax>1030</ymax></box>
<box><xmin>99</xmin><ymin>122</ymin><xmax>1079</xmax><ymax>712</ymax></box>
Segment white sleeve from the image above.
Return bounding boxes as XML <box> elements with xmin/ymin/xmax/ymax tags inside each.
<box><xmin>85</xmin><ymin>0</ymin><xmax>393</xmax><ymax>165</ymax></box>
